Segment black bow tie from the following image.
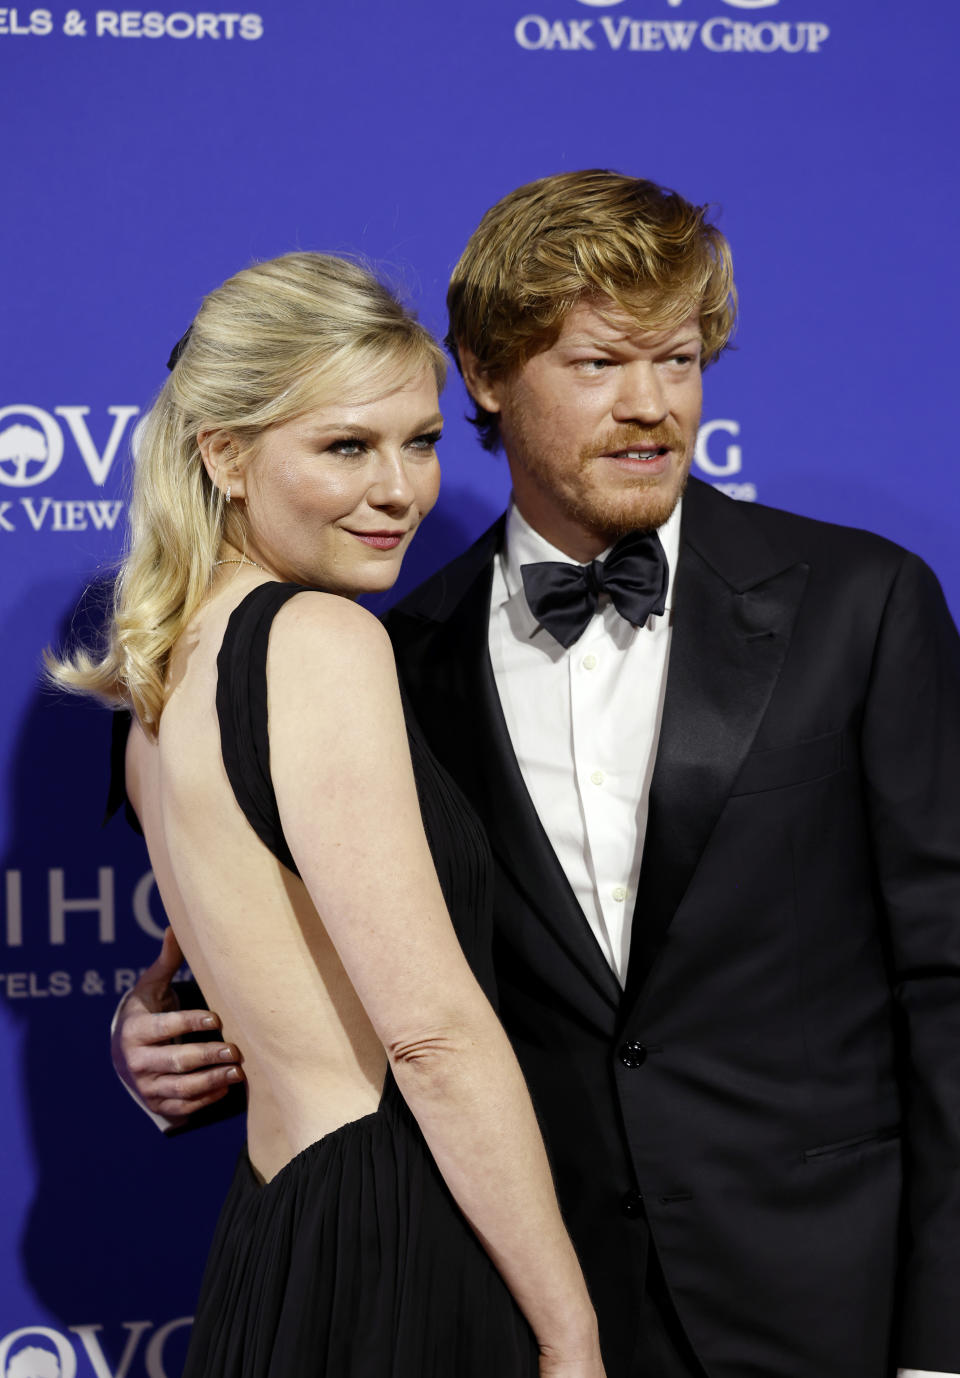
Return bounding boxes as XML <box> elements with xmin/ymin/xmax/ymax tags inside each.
<box><xmin>520</xmin><ymin>529</ymin><xmax>668</xmax><ymax>648</ymax></box>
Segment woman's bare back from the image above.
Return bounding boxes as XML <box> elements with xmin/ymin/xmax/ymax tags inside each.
<box><xmin>126</xmin><ymin>579</ymin><xmax>387</xmax><ymax>1182</ymax></box>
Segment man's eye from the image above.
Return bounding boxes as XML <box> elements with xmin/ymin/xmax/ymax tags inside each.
<box><xmin>580</xmin><ymin>358</ymin><xmax>614</xmax><ymax>371</ymax></box>
<box><xmin>669</xmin><ymin>354</ymin><xmax>697</xmax><ymax>366</ymax></box>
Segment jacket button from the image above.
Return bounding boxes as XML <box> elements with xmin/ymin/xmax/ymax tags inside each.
<box><xmin>621</xmin><ymin>1190</ymin><xmax>645</xmax><ymax>1219</ymax></box>
<box><xmin>619</xmin><ymin>1040</ymin><xmax>647</xmax><ymax>1068</ymax></box>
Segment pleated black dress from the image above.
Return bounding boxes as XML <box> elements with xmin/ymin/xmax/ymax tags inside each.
<box><xmin>182</xmin><ymin>582</ymin><xmax>539</xmax><ymax>1378</ymax></box>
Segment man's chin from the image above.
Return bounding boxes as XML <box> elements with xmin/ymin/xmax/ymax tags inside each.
<box><xmin>577</xmin><ymin>474</ymin><xmax>687</xmax><ymax>541</ymax></box>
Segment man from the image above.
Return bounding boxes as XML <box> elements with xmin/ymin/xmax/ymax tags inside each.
<box><xmin>113</xmin><ymin>171</ymin><xmax>960</xmax><ymax>1378</ymax></box>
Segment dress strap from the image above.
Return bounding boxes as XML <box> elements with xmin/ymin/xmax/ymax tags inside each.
<box><xmin>216</xmin><ymin>582</ymin><xmax>318</xmax><ymax>876</ymax></box>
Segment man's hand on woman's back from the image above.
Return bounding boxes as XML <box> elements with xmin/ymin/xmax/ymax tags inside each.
<box><xmin>111</xmin><ymin>927</ymin><xmax>245</xmax><ymax>1126</ymax></box>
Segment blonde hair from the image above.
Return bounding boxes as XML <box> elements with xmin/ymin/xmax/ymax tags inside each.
<box><xmin>447</xmin><ymin>169</ymin><xmax>737</xmax><ymax>449</ymax></box>
<box><xmin>48</xmin><ymin>252</ymin><xmax>446</xmax><ymax>728</ymax></box>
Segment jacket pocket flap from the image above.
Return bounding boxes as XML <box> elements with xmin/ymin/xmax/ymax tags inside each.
<box><xmin>731</xmin><ymin>730</ymin><xmax>846</xmax><ymax>796</ymax></box>
<box><xmin>803</xmin><ymin>1125</ymin><xmax>901</xmax><ymax>1161</ymax></box>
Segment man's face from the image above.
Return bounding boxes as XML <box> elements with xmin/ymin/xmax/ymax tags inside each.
<box><xmin>468</xmin><ymin>299</ymin><xmax>703</xmax><ymax>561</ymax></box>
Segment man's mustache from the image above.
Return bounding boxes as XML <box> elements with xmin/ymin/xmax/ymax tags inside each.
<box><xmin>581</xmin><ymin>423</ymin><xmax>688</xmax><ymax>462</ymax></box>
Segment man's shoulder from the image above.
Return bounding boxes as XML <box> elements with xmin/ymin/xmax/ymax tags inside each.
<box><xmin>386</xmin><ymin>513</ymin><xmax>505</xmax><ymax>629</ymax></box>
<box><xmin>686</xmin><ymin>478</ymin><xmax>918</xmax><ymax>579</ymax></box>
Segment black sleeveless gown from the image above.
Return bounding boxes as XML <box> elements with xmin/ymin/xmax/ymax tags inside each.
<box><xmin>181</xmin><ymin>583</ymin><xmax>539</xmax><ymax>1377</ymax></box>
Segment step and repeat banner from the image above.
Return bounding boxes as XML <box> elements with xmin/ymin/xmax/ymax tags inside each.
<box><xmin>2</xmin><ymin>1</ymin><xmax>958</xmax><ymax>1372</ymax></box>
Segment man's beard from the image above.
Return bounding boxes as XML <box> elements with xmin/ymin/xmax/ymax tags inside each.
<box><xmin>566</xmin><ymin>468</ymin><xmax>689</xmax><ymax>539</ymax></box>
<box><xmin>529</xmin><ymin>422</ymin><xmax>691</xmax><ymax>540</ymax></box>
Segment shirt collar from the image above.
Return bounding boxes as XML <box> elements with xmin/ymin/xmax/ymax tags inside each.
<box><xmin>495</xmin><ymin>497</ymin><xmax>682</xmax><ymax>627</ymax></box>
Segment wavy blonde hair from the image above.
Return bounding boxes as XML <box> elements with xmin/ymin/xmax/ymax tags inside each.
<box><xmin>447</xmin><ymin>169</ymin><xmax>737</xmax><ymax>450</ymax></box>
<box><xmin>48</xmin><ymin>252</ymin><xmax>446</xmax><ymax>728</ymax></box>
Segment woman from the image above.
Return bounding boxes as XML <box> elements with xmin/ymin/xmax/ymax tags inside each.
<box><xmin>49</xmin><ymin>253</ymin><xmax>605</xmax><ymax>1377</ymax></box>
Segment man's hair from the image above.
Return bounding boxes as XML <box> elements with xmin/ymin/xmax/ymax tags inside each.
<box><xmin>446</xmin><ymin>169</ymin><xmax>737</xmax><ymax>450</ymax></box>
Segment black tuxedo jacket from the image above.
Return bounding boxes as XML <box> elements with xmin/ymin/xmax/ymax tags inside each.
<box><xmin>384</xmin><ymin>478</ymin><xmax>960</xmax><ymax>1378</ymax></box>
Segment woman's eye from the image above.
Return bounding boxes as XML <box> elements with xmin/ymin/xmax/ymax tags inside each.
<box><xmin>328</xmin><ymin>439</ymin><xmax>366</xmax><ymax>457</ymax></box>
<box><xmin>408</xmin><ymin>430</ymin><xmax>443</xmax><ymax>451</ymax></box>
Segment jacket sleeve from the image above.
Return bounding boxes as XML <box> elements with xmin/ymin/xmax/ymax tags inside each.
<box><xmin>861</xmin><ymin>551</ymin><xmax>960</xmax><ymax>1371</ymax></box>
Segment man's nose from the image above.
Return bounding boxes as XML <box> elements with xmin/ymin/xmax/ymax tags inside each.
<box><xmin>611</xmin><ymin>362</ymin><xmax>668</xmax><ymax>426</ymax></box>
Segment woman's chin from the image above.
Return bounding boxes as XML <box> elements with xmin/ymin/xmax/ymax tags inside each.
<box><xmin>337</xmin><ymin>565</ymin><xmax>404</xmax><ymax>599</ymax></box>
<box><xmin>362</xmin><ymin>569</ymin><xmax>403</xmax><ymax>595</ymax></box>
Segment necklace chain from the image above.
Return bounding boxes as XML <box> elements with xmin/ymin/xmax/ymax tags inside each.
<box><xmin>214</xmin><ymin>557</ymin><xmax>265</xmax><ymax>572</ymax></box>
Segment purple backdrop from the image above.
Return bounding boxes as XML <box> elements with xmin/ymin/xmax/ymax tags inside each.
<box><xmin>2</xmin><ymin>0</ymin><xmax>958</xmax><ymax>1371</ymax></box>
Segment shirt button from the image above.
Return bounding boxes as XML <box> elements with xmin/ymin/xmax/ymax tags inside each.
<box><xmin>621</xmin><ymin>1189</ymin><xmax>645</xmax><ymax>1219</ymax></box>
<box><xmin>582</xmin><ymin>653</ymin><xmax>597</xmax><ymax>671</ymax></box>
<box><xmin>590</xmin><ymin>770</ymin><xmax>605</xmax><ymax>786</ymax></box>
<box><xmin>619</xmin><ymin>1041</ymin><xmax>647</xmax><ymax>1068</ymax></box>
<box><xmin>612</xmin><ymin>885</ymin><xmax>627</xmax><ymax>902</ymax></box>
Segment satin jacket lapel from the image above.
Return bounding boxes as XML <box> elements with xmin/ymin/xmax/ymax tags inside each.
<box><xmin>624</xmin><ymin>482</ymin><xmax>810</xmax><ymax>1007</ymax></box>
<box><xmin>391</xmin><ymin>522</ymin><xmax>621</xmax><ymax>1012</ymax></box>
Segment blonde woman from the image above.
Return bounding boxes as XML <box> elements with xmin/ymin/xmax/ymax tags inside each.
<box><xmin>50</xmin><ymin>253</ymin><xmax>604</xmax><ymax>1378</ymax></box>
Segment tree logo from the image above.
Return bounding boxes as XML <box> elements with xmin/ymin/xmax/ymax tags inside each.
<box><xmin>0</xmin><ymin>409</ymin><xmax>64</xmax><ymax>486</ymax></box>
<box><xmin>1</xmin><ymin>1334</ymin><xmax>73</xmax><ymax>1378</ymax></box>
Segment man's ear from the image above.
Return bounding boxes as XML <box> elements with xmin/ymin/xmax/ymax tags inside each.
<box><xmin>197</xmin><ymin>428</ymin><xmax>247</xmax><ymax>502</ymax></box>
<box><xmin>457</xmin><ymin>345</ymin><xmax>502</xmax><ymax>415</ymax></box>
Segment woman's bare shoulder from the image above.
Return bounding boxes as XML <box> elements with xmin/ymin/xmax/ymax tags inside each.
<box><xmin>270</xmin><ymin>589</ymin><xmax>391</xmax><ymax>656</ymax></box>
<box><xmin>267</xmin><ymin>590</ymin><xmax>399</xmax><ymax>721</ymax></box>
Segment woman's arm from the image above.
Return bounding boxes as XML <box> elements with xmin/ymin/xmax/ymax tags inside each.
<box><xmin>268</xmin><ymin>592</ymin><xmax>602</xmax><ymax>1375</ymax></box>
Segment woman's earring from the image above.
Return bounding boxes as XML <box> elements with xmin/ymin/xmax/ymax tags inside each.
<box><xmin>225</xmin><ymin>486</ymin><xmax>231</xmax><ymax>504</ymax></box>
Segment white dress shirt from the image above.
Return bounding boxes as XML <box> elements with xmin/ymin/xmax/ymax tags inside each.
<box><xmin>489</xmin><ymin>500</ymin><xmax>680</xmax><ymax>986</ymax></box>
<box><xmin>487</xmin><ymin>497</ymin><xmax>949</xmax><ymax>1378</ymax></box>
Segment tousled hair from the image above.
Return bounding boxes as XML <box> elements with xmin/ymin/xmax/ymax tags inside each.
<box><xmin>446</xmin><ymin>169</ymin><xmax>737</xmax><ymax>450</ymax></box>
<box><xmin>47</xmin><ymin>251</ymin><xmax>446</xmax><ymax>728</ymax></box>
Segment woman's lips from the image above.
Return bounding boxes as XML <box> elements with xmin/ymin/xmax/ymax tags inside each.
<box><xmin>346</xmin><ymin>530</ymin><xmax>407</xmax><ymax>550</ymax></box>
